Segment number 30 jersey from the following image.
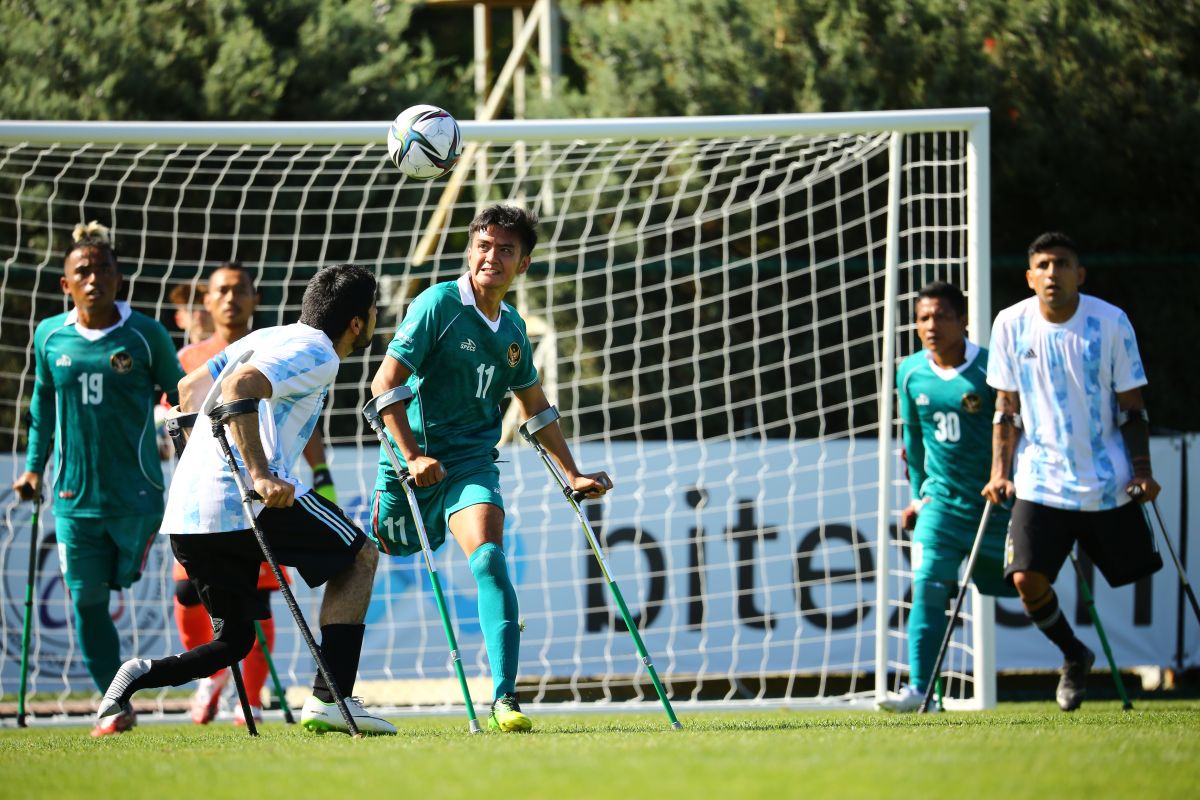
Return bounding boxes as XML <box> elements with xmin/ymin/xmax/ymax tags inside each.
<box><xmin>896</xmin><ymin>342</ymin><xmax>996</xmax><ymax>523</ymax></box>
<box><xmin>26</xmin><ymin>303</ymin><xmax>185</xmax><ymax>518</ymax></box>
<box><xmin>377</xmin><ymin>273</ymin><xmax>538</xmax><ymax>482</ymax></box>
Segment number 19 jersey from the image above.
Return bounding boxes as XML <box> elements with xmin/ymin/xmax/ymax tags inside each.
<box><xmin>896</xmin><ymin>342</ymin><xmax>996</xmax><ymax>523</ymax></box>
<box><xmin>376</xmin><ymin>273</ymin><xmax>538</xmax><ymax>484</ymax></box>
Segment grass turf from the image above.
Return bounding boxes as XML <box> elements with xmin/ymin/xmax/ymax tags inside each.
<box><xmin>1</xmin><ymin>701</ymin><xmax>1197</xmax><ymax>799</ymax></box>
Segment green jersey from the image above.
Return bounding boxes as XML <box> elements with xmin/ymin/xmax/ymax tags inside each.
<box><xmin>896</xmin><ymin>342</ymin><xmax>999</xmax><ymax>523</ymax></box>
<box><xmin>26</xmin><ymin>303</ymin><xmax>185</xmax><ymax>518</ymax></box>
<box><xmin>376</xmin><ymin>274</ymin><xmax>538</xmax><ymax>485</ymax></box>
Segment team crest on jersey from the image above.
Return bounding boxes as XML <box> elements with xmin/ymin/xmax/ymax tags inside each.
<box><xmin>961</xmin><ymin>392</ymin><xmax>983</xmax><ymax>413</ymax></box>
<box><xmin>55</xmin><ymin>354</ymin><xmax>72</xmax><ymax>367</ymax></box>
<box><xmin>915</xmin><ymin>393</ymin><xmax>930</xmax><ymax>406</ymax></box>
<box><xmin>507</xmin><ymin>343</ymin><xmax>521</xmax><ymax>367</ymax></box>
<box><xmin>110</xmin><ymin>351</ymin><xmax>133</xmax><ymax>374</ymax></box>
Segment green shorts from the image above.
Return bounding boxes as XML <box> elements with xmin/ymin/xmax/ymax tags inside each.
<box><xmin>370</xmin><ymin>459</ymin><xmax>504</xmax><ymax>557</ymax></box>
<box><xmin>911</xmin><ymin>503</ymin><xmax>1016</xmax><ymax>598</ymax></box>
<box><xmin>55</xmin><ymin>513</ymin><xmax>162</xmax><ymax>600</ymax></box>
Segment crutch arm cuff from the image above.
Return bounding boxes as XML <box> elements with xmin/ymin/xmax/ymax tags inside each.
<box><xmin>361</xmin><ymin>386</ymin><xmax>415</xmax><ymax>425</ymax></box>
<box><xmin>209</xmin><ymin>398</ymin><xmax>260</xmax><ymax>425</ymax></box>
<box><xmin>519</xmin><ymin>406</ymin><xmax>561</xmax><ymax>442</ymax></box>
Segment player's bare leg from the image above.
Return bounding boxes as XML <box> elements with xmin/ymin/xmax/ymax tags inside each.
<box><xmin>1013</xmin><ymin>569</ymin><xmax>1094</xmax><ymax>711</ymax></box>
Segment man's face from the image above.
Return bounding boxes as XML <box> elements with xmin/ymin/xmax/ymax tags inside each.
<box><xmin>468</xmin><ymin>225</ymin><xmax>530</xmax><ymax>291</ymax></box>
<box><xmin>1026</xmin><ymin>247</ymin><xmax>1085</xmax><ymax>311</ymax></box>
<box><xmin>61</xmin><ymin>246</ymin><xmax>121</xmax><ymax>313</ymax></box>
<box><xmin>915</xmin><ymin>296</ymin><xmax>967</xmax><ymax>358</ymax></box>
<box><xmin>352</xmin><ymin>303</ymin><xmax>378</xmax><ymax>351</ymax></box>
<box><xmin>205</xmin><ymin>267</ymin><xmax>257</xmax><ymax>330</ymax></box>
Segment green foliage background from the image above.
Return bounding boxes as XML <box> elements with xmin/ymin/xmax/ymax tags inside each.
<box><xmin>1</xmin><ymin>0</ymin><xmax>1197</xmax><ymax>429</ymax></box>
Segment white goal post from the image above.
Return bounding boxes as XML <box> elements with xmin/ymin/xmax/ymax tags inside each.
<box><xmin>0</xmin><ymin>108</ymin><xmax>991</xmax><ymax>716</ymax></box>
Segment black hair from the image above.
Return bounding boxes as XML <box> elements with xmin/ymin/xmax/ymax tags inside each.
<box><xmin>299</xmin><ymin>263</ymin><xmax>376</xmax><ymax>340</ymax></box>
<box><xmin>917</xmin><ymin>280</ymin><xmax>967</xmax><ymax>318</ymax></box>
<box><xmin>208</xmin><ymin>260</ymin><xmax>256</xmax><ymax>288</ymax></box>
<box><xmin>1027</xmin><ymin>231</ymin><xmax>1079</xmax><ymax>259</ymax></box>
<box><xmin>468</xmin><ymin>204</ymin><xmax>539</xmax><ymax>257</ymax></box>
<box><xmin>64</xmin><ymin>221</ymin><xmax>117</xmax><ymax>265</ymax></box>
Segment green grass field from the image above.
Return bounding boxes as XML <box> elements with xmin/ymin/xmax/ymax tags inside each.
<box><xmin>2</xmin><ymin>701</ymin><xmax>1198</xmax><ymax>799</ymax></box>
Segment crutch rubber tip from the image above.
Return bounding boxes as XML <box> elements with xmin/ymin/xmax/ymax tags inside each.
<box><xmin>469</xmin><ymin>720</ymin><xmax>482</xmax><ymax>734</ymax></box>
<box><xmin>671</xmin><ymin>721</ymin><xmax>683</xmax><ymax>730</ymax></box>
<box><xmin>1122</xmin><ymin>702</ymin><xmax>1134</xmax><ymax>711</ymax></box>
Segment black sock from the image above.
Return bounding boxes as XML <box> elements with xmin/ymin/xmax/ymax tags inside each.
<box><xmin>311</xmin><ymin>623</ymin><xmax>365</xmax><ymax>703</ymax></box>
<box><xmin>117</xmin><ymin>623</ymin><xmax>256</xmax><ymax>702</ymax></box>
<box><xmin>1025</xmin><ymin>590</ymin><xmax>1087</xmax><ymax>661</ymax></box>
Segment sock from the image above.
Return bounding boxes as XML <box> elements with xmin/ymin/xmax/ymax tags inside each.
<box><xmin>1025</xmin><ymin>589</ymin><xmax>1087</xmax><ymax>661</ymax></box>
<box><xmin>469</xmin><ymin>543</ymin><xmax>520</xmax><ymax>699</ymax></box>
<box><xmin>241</xmin><ymin>617</ymin><xmax>274</xmax><ymax>708</ymax></box>
<box><xmin>113</xmin><ymin>621</ymin><xmax>257</xmax><ymax>703</ymax></box>
<box><xmin>311</xmin><ymin>623</ymin><xmax>365</xmax><ymax>703</ymax></box>
<box><xmin>75</xmin><ymin>599</ymin><xmax>121</xmax><ymax>692</ymax></box>
<box><xmin>908</xmin><ymin>578</ymin><xmax>952</xmax><ymax>693</ymax></box>
<box><xmin>174</xmin><ymin>597</ymin><xmax>222</xmax><ymax>678</ymax></box>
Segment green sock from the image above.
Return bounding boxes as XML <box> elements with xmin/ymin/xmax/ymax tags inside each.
<box><xmin>75</xmin><ymin>599</ymin><xmax>121</xmax><ymax>692</ymax></box>
<box><xmin>469</xmin><ymin>543</ymin><xmax>520</xmax><ymax>699</ymax></box>
<box><xmin>908</xmin><ymin>577</ymin><xmax>951</xmax><ymax>694</ymax></box>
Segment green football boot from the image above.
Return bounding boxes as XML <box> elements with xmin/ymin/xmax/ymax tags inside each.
<box><xmin>488</xmin><ymin>693</ymin><xmax>533</xmax><ymax>732</ymax></box>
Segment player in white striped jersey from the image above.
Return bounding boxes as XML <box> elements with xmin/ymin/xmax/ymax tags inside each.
<box><xmin>983</xmin><ymin>232</ymin><xmax>1161</xmax><ymax>711</ymax></box>
<box><xmin>98</xmin><ymin>264</ymin><xmax>395</xmax><ymax>735</ymax></box>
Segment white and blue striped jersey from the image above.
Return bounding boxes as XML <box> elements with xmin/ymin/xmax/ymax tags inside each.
<box><xmin>161</xmin><ymin>323</ymin><xmax>338</xmax><ymax>534</ymax></box>
<box><xmin>987</xmin><ymin>295</ymin><xmax>1147</xmax><ymax>511</ymax></box>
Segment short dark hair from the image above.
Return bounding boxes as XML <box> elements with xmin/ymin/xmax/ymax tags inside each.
<box><xmin>208</xmin><ymin>260</ymin><xmax>256</xmax><ymax>289</ymax></box>
<box><xmin>65</xmin><ymin>221</ymin><xmax>117</xmax><ymax>265</ymax></box>
<box><xmin>168</xmin><ymin>282</ymin><xmax>204</xmax><ymax>307</ymax></box>
<box><xmin>468</xmin><ymin>204</ymin><xmax>539</xmax><ymax>257</ymax></box>
<box><xmin>299</xmin><ymin>263</ymin><xmax>376</xmax><ymax>340</ymax></box>
<box><xmin>1027</xmin><ymin>231</ymin><xmax>1079</xmax><ymax>259</ymax></box>
<box><xmin>917</xmin><ymin>280</ymin><xmax>967</xmax><ymax>318</ymax></box>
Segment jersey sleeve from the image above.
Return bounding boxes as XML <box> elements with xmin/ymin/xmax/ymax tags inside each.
<box><xmin>386</xmin><ymin>287</ymin><xmax>441</xmax><ymax>374</ymax></box>
<box><xmin>896</xmin><ymin>360</ymin><xmax>926</xmax><ymax>501</ymax></box>
<box><xmin>24</xmin><ymin>322</ymin><xmax>56</xmax><ymax>474</ymax></box>
<box><xmin>250</xmin><ymin>339</ymin><xmax>338</xmax><ymax>401</ymax></box>
<box><xmin>986</xmin><ymin>315</ymin><xmax>1018</xmax><ymax>392</ymax></box>
<box><xmin>509</xmin><ymin>326</ymin><xmax>538</xmax><ymax>390</ymax></box>
<box><xmin>1111</xmin><ymin>312</ymin><xmax>1148</xmax><ymax>392</ymax></box>
<box><xmin>148</xmin><ymin>321</ymin><xmax>186</xmax><ymax>406</ymax></box>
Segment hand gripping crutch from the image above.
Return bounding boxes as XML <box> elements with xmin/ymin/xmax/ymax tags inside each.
<box><xmin>16</xmin><ymin>492</ymin><xmax>42</xmax><ymax>727</ymax></box>
<box><xmin>361</xmin><ymin>386</ymin><xmax>481</xmax><ymax>734</ymax></box>
<box><xmin>919</xmin><ymin>501</ymin><xmax>993</xmax><ymax>713</ymax></box>
<box><xmin>202</xmin><ymin>352</ymin><xmax>361</xmax><ymax>736</ymax></box>
<box><xmin>166</xmin><ymin>405</ymin><xmax>295</xmax><ymax>725</ymax></box>
<box><xmin>519</xmin><ymin>406</ymin><xmax>682</xmax><ymax>730</ymax></box>
<box><xmin>1068</xmin><ymin>550</ymin><xmax>1133</xmax><ymax>711</ymax></box>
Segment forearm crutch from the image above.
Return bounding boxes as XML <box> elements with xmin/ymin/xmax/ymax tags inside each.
<box><xmin>168</xmin><ymin>403</ymin><xmax>295</xmax><ymax>725</ymax></box>
<box><xmin>361</xmin><ymin>387</ymin><xmax>481</xmax><ymax>734</ymax></box>
<box><xmin>17</xmin><ymin>493</ymin><xmax>42</xmax><ymax>727</ymax></box>
<box><xmin>1069</xmin><ymin>550</ymin><xmax>1133</xmax><ymax>711</ymax></box>
<box><xmin>920</xmin><ymin>501</ymin><xmax>992</xmax><ymax>713</ymax></box>
<box><xmin>201</xmin><ymin>352</ymin><xmax>361</xmax><ymax>737</ymax></box>
<box><xmin>519</xmin><ymin>406</ymin><xmax>682</xmax><ymax>730</ymax></box>
<box><xmin>1146</xmin><ymin>499</ymin><xmax>1200</xmax><ymax>627</ymax></box>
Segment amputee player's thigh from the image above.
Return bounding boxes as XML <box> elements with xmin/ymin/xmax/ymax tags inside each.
<box><xmin>1078</xmin><ymin>502</ymin><xmax>1162</xmax><ymax>588</ymax></box>
<box><xmin>256</xmin><ymin>490</ymin><xmax>367</xmax><ymax>586</ymax></box>
<box><xmin>368</xmin><ymin>480</ymin><xmax>450</xmax><ymax>557</ymax></box>
<box><xmin>104</xmin><ymin>513</ymin><xmax>161</xmax><ymax>589</ymax></box>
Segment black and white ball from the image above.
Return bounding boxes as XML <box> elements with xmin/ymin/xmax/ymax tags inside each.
<box><xmin>386</xmin><ymin>104</ymin><xmax>463</xmax><ymax>181</ymax></box>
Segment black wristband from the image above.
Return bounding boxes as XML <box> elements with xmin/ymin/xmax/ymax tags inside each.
<box><xmin>312</xmin><ymin>463</ymin><xmax>334</xmax><ymax>489</ymax></box>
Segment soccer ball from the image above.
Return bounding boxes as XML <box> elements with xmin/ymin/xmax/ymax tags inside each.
<box><xmin>386</xmin><ymin>104</ymin><xmax>463</xmax><ymax>181</ymax></box>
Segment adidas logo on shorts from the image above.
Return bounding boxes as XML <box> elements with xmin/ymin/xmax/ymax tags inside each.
<box><xmin>461</xmin><ymin>338</ymin><xmax>477</xmax><ymax>352</ymax></box>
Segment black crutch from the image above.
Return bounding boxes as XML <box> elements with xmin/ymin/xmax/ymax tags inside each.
<box><xmin>16</xmin><ymin>492</ymin><xmax>42</xmax><ymax>727</ymax></box>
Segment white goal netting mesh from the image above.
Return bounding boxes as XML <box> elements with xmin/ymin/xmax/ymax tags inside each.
<box><xmin>0</xmin><ymin>114</ymin><xmax>987</xmax><ymax>716</ymax></box>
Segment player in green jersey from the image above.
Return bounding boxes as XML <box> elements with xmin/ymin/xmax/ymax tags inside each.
<box><xmin>369</xmin><ymin>204</ymin><xmax>612</xmax><ymax>732</ymax></box>
<box><xmin>12</xmin><ymin>222</ymin><xmax>185</xmax><ymax>736</ymax></box>
<box><xmin>878</xmin><ymin>281</ymin><xmax>1015</xmax><ymax>712</ymax></box>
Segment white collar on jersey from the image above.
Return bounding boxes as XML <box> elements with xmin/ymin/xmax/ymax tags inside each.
<box><xmin>66</xmin><ymin>301</ymin><xmax>131</xmax><ymax>342</ymax></box>
<box><xmin>924</xmin><ymin>339</ymin><xmax>980</xmax><ymax>380</ymax></box>
<box><xmin>457</xmin><ymin>272</ymin><xmax>513</xmax><ymax>333</ymax></box>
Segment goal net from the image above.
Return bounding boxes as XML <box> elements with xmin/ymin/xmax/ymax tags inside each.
<box><xmin>0</xmin><ymin>110</ymin><xmax>991</xmax><ymax>717</ymax></box>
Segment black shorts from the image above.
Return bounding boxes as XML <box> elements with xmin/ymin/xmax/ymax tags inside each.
<box><xmin>1004</xmin><ymin>498</ymin><xmax>1162</xmax><ymax>588</ymax></box>
<box><xmin>171</xmin><ymin>491</ymin><xmax>367</xmax><ymax>623</ymax></box>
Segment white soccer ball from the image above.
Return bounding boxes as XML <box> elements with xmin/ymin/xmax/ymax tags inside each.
<box><xmin>386</xmin><ymin>104</ymin><xmax>463</xmax><ymax>181</ymax></box>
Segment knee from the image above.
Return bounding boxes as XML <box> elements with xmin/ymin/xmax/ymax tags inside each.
<box><xmin>1011</xmin><ymin>571</ymin><xmax>1048</xmax><ymax>603</ymax></box>
<box><xmin>213</xmin><ymin>619</ymin><xmax>257</xmax><ymax>662</ymax></box>
<box><xmin>469</xmin><ymin>542</ymin><xmax>507</xmax><ymax>581</ymax></box>
<box><xmin>69</xmin><ymin>581</ymin><xmax>110</xmax><ymax>609</ymax></box>
<box><xmin>174</xmin><ymin>579</ymin><xmax>200</xmax><ymax>607</ymax></box>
